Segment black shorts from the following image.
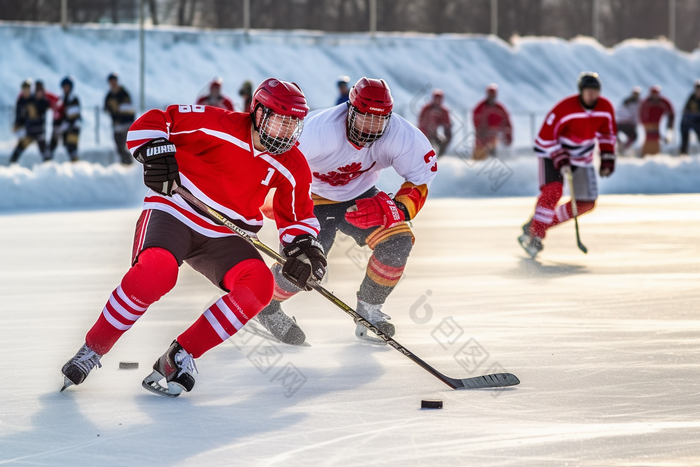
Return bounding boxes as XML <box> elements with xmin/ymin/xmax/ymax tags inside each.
<box><xmin>132</xmin><ymin>209</ymin><xmax>262</xmax><ymax>291</ymax></box>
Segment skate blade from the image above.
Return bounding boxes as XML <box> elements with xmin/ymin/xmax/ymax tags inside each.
<box><xmin>355</xmin><ymin>324</ymin><xmax>387</xmax><ymax>346</ymax></box>
<box><xmin>141</xmin><ymin>370</ymin><xmax>183</xmax><ymax>398</ymax></box>
<box><xmin>517</xmin><ymin>234</ymin><xmax>539</xmax><ymax>259</ymax></box>
<box><xmin>60</xmin><ymin>376</ymin><xmax>74</xmax><ymax>392</ymax></box>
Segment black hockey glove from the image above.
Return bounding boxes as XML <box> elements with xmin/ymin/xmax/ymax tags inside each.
<box><xmin>282</xmin><ymin>235</ymin><xmax>327</xmax><ymax>291</ymax></box>
<box><xmin>599</xmin><ymin>152</ymin><xmax>615</xmax><ymax>177</ymax></box>
<box><xmin>134</xmin><ymin>138</ymin><xmax>180</xmax><ymax>196</ymax></box>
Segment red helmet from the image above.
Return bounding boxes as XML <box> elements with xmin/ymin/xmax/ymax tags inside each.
<box><xmin>347</xmin><ymin>77</ymin><xmax>393</xmax><ymax>147</ymax></box>
<box><xmin>348</xmin><ymin>77</ymin><xmax>393</xmax><ymax>116</ymax></box>
<box><xmin>210</xmin><ymin>76</ymin><xmax>223</xmax><ymax>90</ymax></box>
<box><xmin>251</xmin><ymin>78</ymin><xmax>310</xmax><ymax>155</ymax></box>
<box><xmin>251</xmin><ymin>78</ymin><xmax>309</xmax><ymax>118</ymax></box>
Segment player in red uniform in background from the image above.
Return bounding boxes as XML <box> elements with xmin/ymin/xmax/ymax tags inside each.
<box><xmin>639</xmin><ymin>85</ymin><xmax>674</xmax><ymax>156</ymax></box>
<box><xmin>472</xmin><ymin>84</ymin><xmax>512</xmax><ymax>160</ymax></box>
<box><xmin>518</xmin><ymin>72</ymin><xmax>617</xmax><ymax>258</ymax></box>
<box><xmin>196</xmin><ymin>77</ymin><xmax>235</xmax><ymax>111</ymax></box>
<box><xmin>60</xmin><ymin>78</ymin><xmax>326</xmax><ymax>397</ymax></box>
<box><xmin>418</xmin><ymin>89</ymin><xmax>452</xmax><ymax>157</ymax></box>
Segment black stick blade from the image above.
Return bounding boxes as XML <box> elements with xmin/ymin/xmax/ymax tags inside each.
<box><xmin>457</xmin><ymin>373</ymin><xmax>520</xmax><ymax>389</ymax></box>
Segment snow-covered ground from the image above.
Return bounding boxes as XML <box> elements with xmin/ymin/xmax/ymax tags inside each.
<box><xmin>1</xmin><ymin>196</ymin><xmax>699</xmax><ymax>466</ymax></box>
<box><xmin>2</xmin><ymin>23</ymin><xmax>700</xmax><ymax>153</ymax></box>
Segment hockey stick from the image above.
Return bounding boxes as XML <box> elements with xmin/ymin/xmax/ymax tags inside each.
<box><xmin>563</xmin><ymin>166</ymin><xmax>588</xmax><ymax>254</ymax></box>
<box><xmin>174</xmin><ymin>187</ymin><xmax>519</xmax><ymax>390</ymax></box>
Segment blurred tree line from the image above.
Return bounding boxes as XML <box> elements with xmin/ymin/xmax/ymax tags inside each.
<box><xmin>1</xmin><ymin>0</ymin><xmax>699</xmax><ymax>52</ymax></box>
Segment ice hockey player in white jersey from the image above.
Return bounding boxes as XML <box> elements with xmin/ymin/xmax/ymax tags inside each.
<box><xmin>257</xmin><ymin>77</ymin><xmax>438</xmax><ymax>345</ymax></box>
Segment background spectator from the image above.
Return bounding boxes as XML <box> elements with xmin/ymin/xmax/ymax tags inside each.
<box><xmin>104</xmin><ymin>72</ymin><xmax>136</xmax><ymax>164</ymax></box>
<box><xmin>640</xmin><ymin>85</ymin><xmax>674</xmax><ymax>156</ymax></box>
<box><xmin>472</xmin><ymin>84</ymin><xmax>512</xmax><ymax>160</ymax></box>
<box><xmin>680</xmin><ymin>80</ymin><xmax>700</xmax><ymax>155</ymax></box>
<box><xmin>418</xmin><ymin>88</ymin><xmax>452</xmax><ymax>157</ymax></box>
<box><xmin>196</xmin><ymin>77</ymin><xmax>234</xmax><ymax>111</ymax></box>
<box><xmin>616</xmin><ymin>86</ymin><xmax>641</xmax><ymax>156</ymax></box>
<box><xmin>336</xmin><ymin>75</ymin><xmax>350</xmax><ymax>105</ymax></box>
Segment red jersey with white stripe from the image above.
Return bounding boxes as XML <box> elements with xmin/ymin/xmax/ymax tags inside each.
<box><xmin>127</xmin><ymin>104</ymin><xmax>319</xmax><ymax>245</ymax></box>
<box><xmin>535</xmin><ymin>95</ymin><xmax>617</xmax><ymax>167</ymax></box>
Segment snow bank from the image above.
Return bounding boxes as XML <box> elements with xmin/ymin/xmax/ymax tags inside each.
<box><xmin>0</xmin><ymin>161</ymin><xmax>146</xmax><ymax>210</ymax></box>
<box><xmin>1</xmin><ymin>155</ymin><xmax>697</xmax><ymax>212</ymax></box>
<box><xmin>379</xmin><ymin>154</ymin><xmax>700</xmax><ymax>198</ymax></box>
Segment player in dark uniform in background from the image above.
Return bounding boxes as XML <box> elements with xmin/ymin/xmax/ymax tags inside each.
<box><xmin>336</xmin><ymin>76</ymin><xmax>350</xmax><ymax>105</ymax></box>
<box><xmin>680</xmin><ymin>80</ymin><xmax>700</xmax><ymax>155</ymax></box>
<box><xmin>9</xmin><ymin>79</ymin><xmax>51</xmax><ymax>164</ymax></box>
<box><xmin>50</xmin><ymin>76</ymin><xmax>81</xmax><ymax>162</ymax></box>
<box><xmin>105</xmin><ymin>73</ymin><xmax>136</xmax><ymax>164</ymax></box>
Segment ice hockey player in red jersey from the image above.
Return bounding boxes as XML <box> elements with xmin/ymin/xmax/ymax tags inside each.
<box><xmin>418</xmin><ymin>88</ymin><xmax>452</xmax><ymax>157</ymax></box>
<box><xmin>256</xmin><ymin>77</ymin><xmax>438</xmax><ymax>345</ymax></box>
<box><xmin>472</xmin><ymin>84</ymin><xmax>512</xmax><ymax>160</ymax></box>
<box><xmin>640</xmin><ymin>85</ymin><xmax>674</xmax><ymax>156</ymax></box>
<box><xmin>518</xmin><ymin>72</ymin><xmax>617</xmax><ymax>258</ymax></box>
<box><xmin>196</xmin><ymin>77</ymin><xmax>235</xmax><ymax>111</ymax></box>
<box><xmin>60</xmin><ymin>78</ymin><xmax>325</xmax><ymax>397</ymax></box>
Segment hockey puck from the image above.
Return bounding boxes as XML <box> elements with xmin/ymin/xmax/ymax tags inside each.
<box><xmin>119</xmin><ymin>362</ymin><xmax>139</xmax><ymax>370</ymax></box>
<box><xmin>421</xmin><ymin>400</ymin><xmax>443</xmax><ymax>409</ymax></box>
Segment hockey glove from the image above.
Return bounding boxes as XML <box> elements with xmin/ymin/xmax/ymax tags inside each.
<box><xmin>599</xmin><ymin>152</ymin><xmax>615</xmax><ymax>177</ymax></box>
<box><xmin>345</xmin><ymin>191</ymin><xmax>405</xmax><ymax>230</ymax></box>
<box><xmin>551</xmin><ymin>147</ymin><xmax>571</xmax><ymax>173</ymax></box>
<box><xmin>134</xmin><ymin>138</ymin><xmax>180</xmax><ymax>196</ymax></box>
<box><xmin>282</xmin><ymin>235</ymin><xmax>327</xmax><ymax>291</ymax></box>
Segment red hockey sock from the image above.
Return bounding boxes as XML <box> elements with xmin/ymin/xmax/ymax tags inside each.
<box><xmin>178</xmin><ymin>259</ymin><xmax>273</xmax><ymax>358</ymax></box>
<box><xmin>530</xmin><ymin>181</ymin><xmax>563</xmax><ymax>239</ymax></box>
<box><xmin>86</xmin><ymin>247</ymin><xmax>179</xmax><ymax>355</ymax></box>
<box><xmin>550</xmin><ymin>200</ymin><xmax>596</xmax><ymax>227</ymax></box>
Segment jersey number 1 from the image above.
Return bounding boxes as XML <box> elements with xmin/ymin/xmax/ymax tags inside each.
<box><xmin>261</xmin><ymin>168</ymin><xmax>275</xmax><ymax>186</ymax></box>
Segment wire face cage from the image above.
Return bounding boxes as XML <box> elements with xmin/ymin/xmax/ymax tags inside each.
<box><xmin>258</xmin><ymin>109</ymin><xmax>304</xmax><ymax>155</ymax></box>
<box><xmin>347</xmin><ymin>106</ymin><xmax>391</xmax><ymax>147</ymax></box>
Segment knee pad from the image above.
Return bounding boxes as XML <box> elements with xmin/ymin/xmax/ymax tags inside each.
<box><xmin>122</xmin><ymin>247</ymin><xmax>178</xmax><ymax>305</ymax></box>
<box><xmin>372</xmin><ymin>233</ymin><xmax>414</xmax><ymax>267</ymax></box>
<box><xmin>222</xmin><ymin>259</ymin><xmax>274</xmax><ymax>307</ymax></box>
<box><xmin>366</xmin><ymin>223</ymin><xmax>415</xmax><ymax>251</ymax></box>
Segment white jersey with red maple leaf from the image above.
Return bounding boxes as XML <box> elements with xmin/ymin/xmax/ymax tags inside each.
<box><xmin>298</xmin><ymin>104</ymin><xmax>438</xmax><ymax>202</ymax></box>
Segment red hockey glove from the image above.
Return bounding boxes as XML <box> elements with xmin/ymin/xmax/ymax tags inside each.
<box><xmin>599</xmin><ymin>152</ymin><xmax>615</xmax><ymax>177</ymax></box>
<box><xmin>345</xmin><ymin>192</ymin><xmax>405</xmax><ymax>230</ymax></box>
<box><xmin>134</xmin><ymin>138</ymin><xmax>180</xmax><ymax>196</ymax></box>
<box><xmin>551</xmin><ymin>147</ymin><xmax>571</xmax><ymax>172</ymax></box>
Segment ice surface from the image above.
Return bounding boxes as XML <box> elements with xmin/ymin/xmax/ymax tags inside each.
<box><xmin>1</xmin><ymin>196</ymin><xmax>699</xmax><ymax>465</ymax></box>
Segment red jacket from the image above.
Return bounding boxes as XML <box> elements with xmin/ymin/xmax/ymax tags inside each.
<box><xmin>418</xmin><ymin>103</ymin><xmax>451</xmax><ymax>138</ymax></box>
<box><xmin>472</xmin><ymin>99</ymin><xmax>512</xmax><ymax>145</ymax></box>
<box><xmin>535</xmin><ymin>95</ymin><xmax>617</xmax><ymax>166</ymax></box>
<box><xmin>127</xmin><ymin>105</ymin><xmax>319</xmax><ymax>245</ymax></box>
<box><xmin>196</xmin><ymin>94</ymin><xmax>235</xmax><ymax>112</ymax></box>
<box><xmin>640</xmin><ymin>96</ymin><xmax>674</xmax><ymax>127</ymax></box>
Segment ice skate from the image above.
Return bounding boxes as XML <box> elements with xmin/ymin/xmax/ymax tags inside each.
<box><xmin>142</xmin><ymin>340</ymin><xmax>197</xmax><ymax>398</ymax></box>
<box><xmin>60</xmin><ymin>343</ymin><xmax>103</xmax><ymax>391</ymax></box>
<box><xmin>518</xmin><ymin>222</ymin><xmax>544</xmax><ymax>259</ymax></box>
<box><xmin>355</xmin><ymin>297</ymin><xmax>394</xmax><ymax>345</ymax></box>
<box><xmin>255</xmin><ymin>300</ymin><xmax>306</xmax><ymax>346</ymax></box>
